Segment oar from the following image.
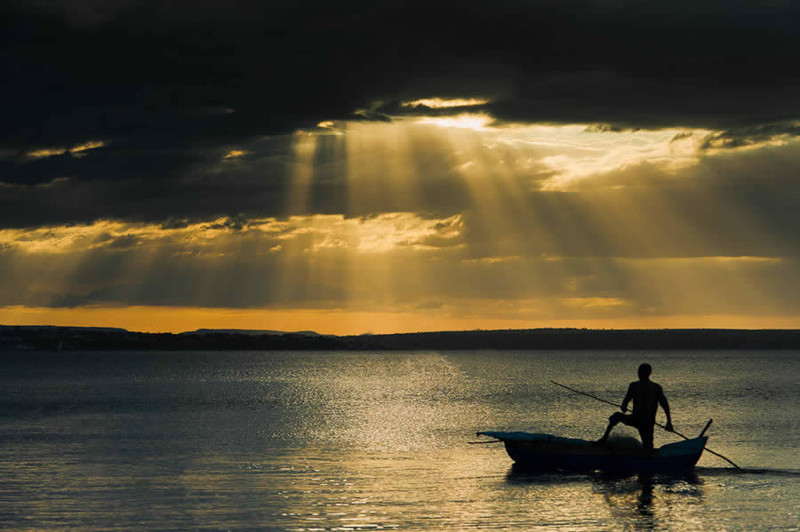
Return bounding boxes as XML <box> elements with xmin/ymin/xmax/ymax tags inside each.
<box><xmin>551</xmin><ymin>380</ymin><xmax>742</xmax><ymax>470</ymax></box>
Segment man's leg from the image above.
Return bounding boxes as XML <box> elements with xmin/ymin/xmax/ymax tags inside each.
<box><xmin>638</xmin><ymin>424</ymin><xmax>655</xmax><ymax>452</ymax></box>
<box><xmin>596</xmin><ymin>412</ymin><xmax>627</xmax><ymax>444</ymax></box>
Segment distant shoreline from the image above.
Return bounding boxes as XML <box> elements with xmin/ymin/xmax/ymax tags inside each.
<box><xmin>2</xmin><ymin>325</ymin><xmax>800</xmax><ymax>351</ymax></box>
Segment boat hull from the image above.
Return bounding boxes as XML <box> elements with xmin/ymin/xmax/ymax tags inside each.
<box><xmin>479</xmin><ymin>432</ymin><xmax>707</xmax><ymax>473</ymax></box>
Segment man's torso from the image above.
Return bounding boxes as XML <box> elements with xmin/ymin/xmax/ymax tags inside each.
<box><xmin>629</xmin><ymin>380</ymin><xmax>662</xmax><ymax>424</ymax></box>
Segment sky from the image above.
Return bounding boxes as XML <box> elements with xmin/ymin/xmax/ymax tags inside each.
<box><xmin>2</xmin><ymin>0</ymin><xmax>800</xmax><ymax>334</ymax></box>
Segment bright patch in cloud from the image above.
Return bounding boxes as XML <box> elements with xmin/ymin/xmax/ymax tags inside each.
<box><xmin>418</xmin><ymin>113</ymin><xmax>493</xmax><ymax>130</ymax></box>
<box><xmin>69</xmin><ymin>140</ymin><xmax>106</xmax><ymax>157</ymax></box>
<box><xmin>0</xmin><ymin>214</ymin><xmax>464</xmax><ymax>256</ymax></box>
<box><xmin>281</xmin><ymin>213</ymin><xmax>463</xmax><ymax>253</ymax></box>
<box><xmin>401</xmin><ymin>97</ymin><xmax>490</xmax><ymax>109</ymax></box>
<box><xmin>494</xmin><ymin>125</ymin><xmax>712</xmax><ymax>190</ymax></box>
<box><xmin>302</xmin><ymin>114</ymin><xmax>719</xmax><ymax>190</ymax></box>
<box><xmin>27</xmin><ymin>148</ymin><xmax>69</xmax><ymax>159</ymax></box>
<box><xmin>26</xmin><ymin>140</ymin><xmax>107</xmax><ymax>160</ymax></box>
<box><xmin>563</xmin><ymin>297</ymin><xmax>627</xmax><ymax>309</ymax></box>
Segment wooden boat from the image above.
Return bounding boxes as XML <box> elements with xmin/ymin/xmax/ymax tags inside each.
<box><xmin>477</xmin><ymin>431</ymin><xmax>708</xmax><ymax>473</ymax></box>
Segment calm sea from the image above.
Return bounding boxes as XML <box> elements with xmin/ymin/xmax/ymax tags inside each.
<box><xmin>1</xmin><ymin>350</ymin><xmax>798</xmax><ymax>530</ymax></box>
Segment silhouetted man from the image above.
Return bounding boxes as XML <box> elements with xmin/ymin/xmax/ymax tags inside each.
<box><xmin>595</xmin><ymin>363</ymin><xmax>673</xmax><ymax>450</ymax></box>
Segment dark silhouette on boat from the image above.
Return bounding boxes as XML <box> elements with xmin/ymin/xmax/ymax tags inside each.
<box><xmin>595</xmin><ymin>363</ymin><xmax>674</xmax><ymax>451</ymax></box>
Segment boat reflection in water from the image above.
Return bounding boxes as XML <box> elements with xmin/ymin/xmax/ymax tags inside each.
<box><xmin>506</xmin><ymin>466</ymin><xmax>704</xmax><ymax>530</ymax></box>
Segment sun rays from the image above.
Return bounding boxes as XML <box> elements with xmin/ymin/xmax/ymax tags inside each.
<box><xmin>1</xmin><ymin>110</ymin><xmax>799</xmax><ymax>332</ymax></box>
<box><xmin>272</xmin><ymin>112</ymin><xmax>800</xmax><ymax>330</ymax></box>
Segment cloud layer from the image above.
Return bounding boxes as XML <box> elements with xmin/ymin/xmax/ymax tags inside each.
<box><xmin>4</xmin><ymin>1</ymin><xmax>800</xmax><ymax>205</ymax></box>
<box><xmin>2</xmin><ymin>1</ymin><xmax>800</xmax><ymax>329</ymax></box>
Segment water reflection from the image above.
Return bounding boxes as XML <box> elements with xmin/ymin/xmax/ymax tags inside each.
<box><xmin>2</xmin><ymin>350</ymin><xmax>798</xmax><ymax>530</ymax></box>
<box><xmin>506</xmin><ymin>466</ymin><xmax>704</xmax><ymax>530</ymax></box>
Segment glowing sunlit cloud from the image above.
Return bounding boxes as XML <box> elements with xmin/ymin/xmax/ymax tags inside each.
<box><xmin>642</xmin><ymin>256</ymin><xmax>784</xmax><ymax>264</ymax></box>
<box><xmin>418</xmin><ymin>113</ymin><xmax>493</xmax><ymax>130</ymax></box>
<box><xmin>499</xmin><ymin>125</ymin><xmax>711</xmax><ymax>190</ymax></box>
<box><xmin>311</xmin><ymin>120</ymin><xmax>346</xmax><ymax>135</ymax></box>
<box><xmin>563</xmin><ymin>297</ymin><xmax>627</xmax><ymax>309</ymax></box>
<box><xmin>302</xmin><ymin>114</ymin><xmax>719</xmax><ymax>191</ymax></box>
<box><xmin>26</xmin><ymin>140</ymin><xmax>107</xmax><ymax>160</ymax></box>
<box><xmin>27</xmin><ymin>147</ymin><xmax>68</xmax><ymax>159</ymax></box>
<box><xmin>0</xmin><ymin>218</ymin><xmax>254</xmax><ymax>255</ymax></box>
<box><xmin>273</xmin><ymin>214</ymin><xmax>463</xmax><ymax>254</ymax></box>
<box><xmin>0</xmin><ymin>214</ymin><xmax>464</xmax><ymax>256</ymax></box>
<box><xmin>1</xmin><ymin>217</ymin><xmax>796</xmax><ymax>331</ymax></box>
<box><xmin>699</xmin><ymin>124</ymin><xmax>800</xmax><ymax>154</ymax></box>
<box><xmin>401</xmin><ymin>97</ymin><xmax>490</xmax><ymax>109</ymax></box>
<box><xmin>293</xmin><ymin>213</ymin><xmax>463</xmax><ymax>253</ymax></box>
<box><xmin>69</xmin><ymin>140</ymin><xmax>106</xmax><ymax>157</ymax></box>
<box><xmin>320</xmin><ymin>116</ymin><xmax>715</xmax><ymax>191</ymax></box>
<box><xmin>223</xmin><ymin>149</ymin><xmax>249</xmax><ymax>159</ymax></box>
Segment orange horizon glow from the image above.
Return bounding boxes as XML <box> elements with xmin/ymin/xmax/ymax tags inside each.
<box><xmin>1</xmin><ymin>305</ymin><xmax>799</xmax><ymax>335</ymax></box>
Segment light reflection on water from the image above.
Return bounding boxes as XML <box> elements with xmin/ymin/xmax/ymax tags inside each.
<box><xmin>0</xmin><ymin>350</ymin><xmax>798</xmax><ymax>529</ymax></box>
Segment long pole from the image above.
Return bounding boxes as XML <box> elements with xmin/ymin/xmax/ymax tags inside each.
<box><xmin>551</xmin><ymin>380</ymin><xmax>742</xmax><ymax>470</ymax></box>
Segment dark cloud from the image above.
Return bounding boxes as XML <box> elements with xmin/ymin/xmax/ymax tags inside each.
<box><xmin>2</xmin><ymin>0</ymin><xmax>800</xmax><ymax>227</ymax></box>
<box><xmin>699</xmin><ymin>123</ymin><xmax>800</xmax><ymax>150</ymax></box>
<box><xmin>0</xmin><ymin>125</ymin><xmax>475</xmax><ymax>227</ymax></box>
<box><xmin>5</xmin><ymin>1</ymin><xmax>800</xmax><ymax>135</ymax></box>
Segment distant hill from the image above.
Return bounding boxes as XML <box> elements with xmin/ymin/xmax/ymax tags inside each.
<box><xmin>0</xmin><ymin>325</ymin><xmax>129</xmax><ymax>333</ymax></box>
<box><xmin>181</xmin><ymin>328</ymin><xmax>322</xmax><ymax>336</ymax></box>
<box><xmin>339</xmin><ymin>328</ymin><xmax>800</xmax><ymax>351</ymax></box>
<box><xmin>1</xmin><ymin>325</ymin><xmax>800</xmax><ymax>351</ymax></box>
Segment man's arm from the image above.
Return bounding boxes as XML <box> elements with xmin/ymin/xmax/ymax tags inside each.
<box><xmin>659</xmin><ymin>387</ymin><xmax>674</xmax><ymax>431</ymax></box>
<box><xmin>621</xmin><ymin>383</ymin><xmax>634</xmax><ymax>412</ymax></box>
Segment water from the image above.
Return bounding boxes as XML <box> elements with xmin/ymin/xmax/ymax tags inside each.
<box><xmin>1</xmin><ymin>350</ymin><xmax>798</xmax><ymax>530</ymax></box>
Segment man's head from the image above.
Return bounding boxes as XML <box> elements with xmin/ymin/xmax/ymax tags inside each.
<box><xmin>638</xmin><ymin>363</ymin><xmax>652</xmax><ymax>380</ymax></box>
